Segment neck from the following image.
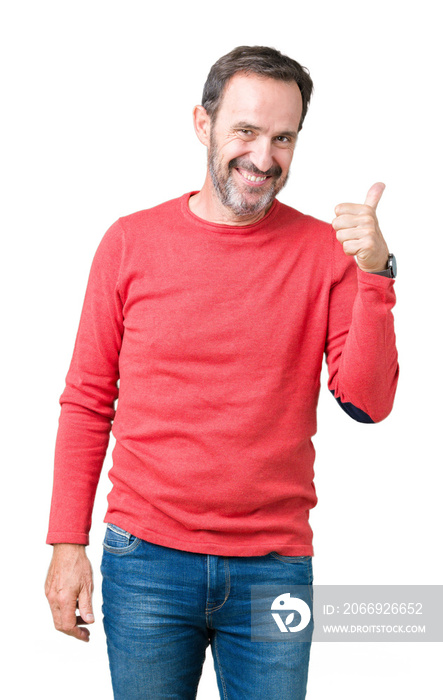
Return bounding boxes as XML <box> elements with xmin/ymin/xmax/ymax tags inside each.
<box><xmin>188</xmin><ymin>173</ymin><xmax>273</xmax><ymax>226</ymax></box>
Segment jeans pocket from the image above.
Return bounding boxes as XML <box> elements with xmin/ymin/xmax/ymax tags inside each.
<box><xmin>103</xmin><ymin>523</ymin><xmax>142</xmax><ymax>555</ymax></box>
<box><xmin>268</xmin><ymin>553</ymin><xmax>314</xmax><ymax>601</ymax></box>
<box><xmin>268</xmin><ymin>552</ymin><xmax>311</xmax><ymax>563</ymax></box>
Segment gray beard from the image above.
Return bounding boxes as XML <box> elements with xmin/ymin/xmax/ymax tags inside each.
<box><xmin>208</xmin><ymin>138</ymin><xmax>289</xmax><ymax>217</ymax></box>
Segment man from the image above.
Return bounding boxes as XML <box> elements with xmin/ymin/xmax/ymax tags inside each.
<box><xmin>45</xmin><ymin>46</ymin><xmax>399</xmax><ymax>699</ymax></box>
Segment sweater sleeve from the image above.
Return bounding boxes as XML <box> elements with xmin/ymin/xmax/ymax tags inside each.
<box><xmin>46</xmin><ymin>220</ymin><xmax>125</xmax><ymax>545</ymax></box>
<box><xmin>325</xmin><ymin>228</ymin><xmax>399</xmax><ymax>423</ymax></box>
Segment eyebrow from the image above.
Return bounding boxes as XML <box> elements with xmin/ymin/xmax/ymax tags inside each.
<box><xmin>232</xmin><ymin>121</ymin><xmax>297</xmax><ymax>139</ymax></box>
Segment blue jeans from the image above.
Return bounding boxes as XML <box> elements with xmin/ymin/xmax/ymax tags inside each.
<box><xmin>101</xmin><ymin>523</ymin><xmax>313</xmax><ymax>699</ymax></box>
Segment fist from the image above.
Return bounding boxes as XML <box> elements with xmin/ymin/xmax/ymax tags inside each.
<box><xmin>332</xmin><ymin>182</ymin><xmax>390</xmax><ymax>273</ymax></box>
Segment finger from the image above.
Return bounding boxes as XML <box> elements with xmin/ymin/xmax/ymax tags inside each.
<box><xmin>69</xmin><ymin>624</ymin><xmax>91</xmax><ymax>642</ymax></box>
<box><xmin>332</xmin><ymin>214</ymin><xmax>370</xmax><ymax>231</ymax></box>
<box><xmin>74</xmin><ymin>615</ymin><xmax>92</xmax><ymax>642</ymax></box>
<box><xmin>342</xmin><ymin>239</ymin><xmax>362</xmax><ymax>256</ymax></box>
<box><xmin>334</xmin><ymin>202</ymin><xmax>370</xmax><ymax>216</ymax></box>
<box><xmin>76</xmin><ymin>614</ymin><xmax>94</xmax><ymax>625</ymax></box>
<box><xmin>58</xmin><ymin>595</ymin><xmax>89</xmax><ymax>641</ymax></box>
<box><xmin>364</xmin><ymin>182</ymin><xmax>385</xmax><ymax>210</ymax></box>
<box><xmin>335</xmin><ymin>227</ymin><xmax>362</xmax><ymax>244</ymax></box>
<box><xmin>50</xmin><ymin>600</ymin><xmax>63</xmax><ymax>632</ymax></box>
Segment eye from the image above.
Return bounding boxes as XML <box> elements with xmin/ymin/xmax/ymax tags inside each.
<box><xmin>275</xmin><ymin>135</ymin><xmax>290</xmax><ymax>143</ymax></box>
<box><xmin>237</xmin><ymin>129</ymin><xmax>254</xmax><ymax>137</ymax></box>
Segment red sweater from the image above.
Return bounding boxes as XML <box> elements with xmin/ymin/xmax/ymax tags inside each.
<box><xmin>46</xmin><ymin>192</ymin><xmax>399</xmax><ymax>556</ymax></box>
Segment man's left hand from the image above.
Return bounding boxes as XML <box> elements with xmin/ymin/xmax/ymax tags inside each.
<box><xmin>332</xmin><ymin>182</ymin><xmax>390</xmax><ymax>273</ymax></box>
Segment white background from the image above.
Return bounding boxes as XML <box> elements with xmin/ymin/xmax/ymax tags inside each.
<box><xmin>2</xmin><ymin>0</ymin><xmax>442</xmax><ymax>697</ymax></box>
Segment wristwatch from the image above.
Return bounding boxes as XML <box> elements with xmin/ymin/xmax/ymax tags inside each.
<box><xmin>370</xmin><ymin>253</ymin><xmax>397</xmax><ymax>278</ymax></box>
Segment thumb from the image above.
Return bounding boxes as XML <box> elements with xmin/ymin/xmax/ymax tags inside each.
<box><xmin>78</xmin><ymin>585</ymin><xmax>94</xmax><ymax>623</ymax></box>
<box><xmin>364</xmin><ymin>182</ymin><xmax>386</xmax><ymax>210</ymax></box>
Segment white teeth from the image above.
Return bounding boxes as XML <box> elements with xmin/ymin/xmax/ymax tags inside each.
<box><xmin>241</xmin><ymin>170</ymin><xmax>266</xmax><ymax>182</ymax></box>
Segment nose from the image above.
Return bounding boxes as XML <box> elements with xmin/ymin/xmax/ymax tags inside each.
<box><xmin>249</xmin><ymin>137</ymin><xmax>274</xmax><ymax>174</ymax></box>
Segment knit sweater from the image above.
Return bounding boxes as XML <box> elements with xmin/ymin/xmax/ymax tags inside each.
<box><xmin>46</xmin><ymin>192</ymin><xmax>399</xmax><ymax>556</ymax></box>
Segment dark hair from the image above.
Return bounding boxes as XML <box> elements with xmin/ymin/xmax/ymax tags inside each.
<box><xmin>202</xmin><ymin>45</ymin><xmax>314</xmax><ymax>132</ymax></box>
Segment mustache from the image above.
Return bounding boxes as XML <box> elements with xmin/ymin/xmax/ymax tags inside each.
<box><xmin>228</xmin><ymin>157</ymin><xmax>282</xmax><ymax>179</ymax></box>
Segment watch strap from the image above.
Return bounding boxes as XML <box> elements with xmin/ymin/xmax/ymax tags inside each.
<box><xmin>370</xmin><ymin>268</ymin><xmax>393</xmax><ymax>277</ymax></box>
<box><xmin>369</xmin><ymin>253</ymin><xmax>396</xmax><ymax>278</ymax></box>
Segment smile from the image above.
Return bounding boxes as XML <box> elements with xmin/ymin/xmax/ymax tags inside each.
<box><xmin>235</xmin><ymin>167</ymin><xmax>270</xmax><ymax>186</ymax></box>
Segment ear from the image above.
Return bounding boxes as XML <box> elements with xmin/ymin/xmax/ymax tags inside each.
<box><xmin>193</xmin><ymin>105</ymin><xmax>211</xmax><ymax>147</ymax></box>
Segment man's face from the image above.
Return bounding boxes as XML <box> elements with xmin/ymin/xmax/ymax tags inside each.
<box><xmin>207</xmin><ymin>73</ymin><xmax>303</xmax><ymax>218</ymax></box>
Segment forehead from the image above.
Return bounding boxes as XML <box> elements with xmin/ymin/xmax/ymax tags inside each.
<box><xmin>216</xmin><ymin>72</ymin><xmax>303</xmax><ymax>130</ymax></box>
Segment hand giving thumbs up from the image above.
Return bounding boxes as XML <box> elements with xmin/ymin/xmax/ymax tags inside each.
<box><xmin>332</xmin><ymin>182</ymin><xmax>390</xmax><ymax>273</ymax></box>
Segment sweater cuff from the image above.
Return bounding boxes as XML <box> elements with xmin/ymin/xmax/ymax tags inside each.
<box><xmin>46</xmin><ymin>531</ymin><xmax>90</xmax><ymax>546</ymax></box>
<box><xmin>357</xmin><ymin>265</ymin><xmax>395</xmax><ymax>289</ymax></box>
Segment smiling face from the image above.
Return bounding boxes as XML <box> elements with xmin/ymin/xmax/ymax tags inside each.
<box><xmin>199</xmin><ymin>72</ymin><xmax>304</xmax><ymax>222</ymax></box>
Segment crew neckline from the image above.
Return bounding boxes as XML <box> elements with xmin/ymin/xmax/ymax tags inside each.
<box><xmin>181</xmin><ymin>191</ymin><xmax>281</xmax><ymax>237</ymax></box>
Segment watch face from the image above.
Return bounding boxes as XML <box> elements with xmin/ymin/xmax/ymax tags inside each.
<box><xmin>389</xmin><ymin>254</ymin><xmax>397</xmax><ymax>277</ymax></box>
